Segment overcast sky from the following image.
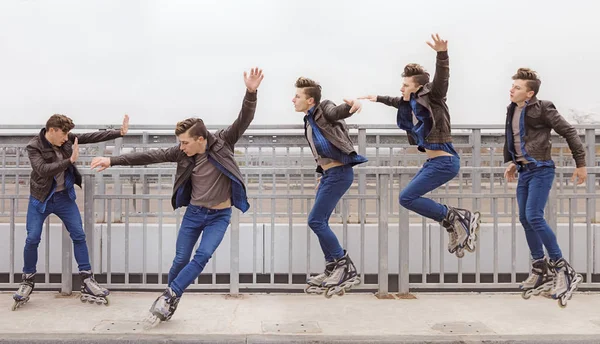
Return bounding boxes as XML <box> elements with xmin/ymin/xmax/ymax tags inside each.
<box><xmin>0</xmin><ymin>0</ymin><xmax>598</xmax><ymax>127</ymax></box>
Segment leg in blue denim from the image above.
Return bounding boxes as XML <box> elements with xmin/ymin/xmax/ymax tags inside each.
<box><xmin>524</xmin><ymin>167</ymin><xmax>562</xmax><ymax>261</ymax></box>
<box><xmin>517</xmin><ymin>171</ymin><xmax>545</xmax><ymax>260</ymax></box>
<box><xmin>399</xmin><ymin>156</ymin><xmax>460</xmax><ymax>222</ymax></box>
<box><xmin>23</xmin><ymin>198</ymin><xmax>52</xmax><ymax>274</ymax></box>
<box><xmin>308</xmin><ymin>166</ymin><xmax>353</xmax><ymax>262</ymax></box>
<box><xmin>170</xmin><ymin>208</ymin><xmax>231</xmax><ymax>297</ymax></box>
<box><xmin>167</xmin><ymin>206</ymin><xmax>205</xmax><ymax>286</ymax></box>
<box><xmin>53</xmin><ymin>193</ymin><xmax>91</xmax><ymax>272</ymax></box>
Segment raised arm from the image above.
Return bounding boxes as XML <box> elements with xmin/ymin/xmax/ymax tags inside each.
<box><xmin>221</xmin><ymin>68</ymin><xmax>264</xmax><ymax>145</ymax></box>
<box><xmin>426</xmin><ymin>34</ymin><xmax>449</xmax><ymax>100</ymax></box>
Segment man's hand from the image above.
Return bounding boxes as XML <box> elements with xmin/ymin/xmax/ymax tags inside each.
<box><xmin>358</xmin><ymin>95</ymin><xmax>377</xmax><ymax>102</ymax></box>
<box><xmin>572</xmin><ymin>166</ymin><xmax>587</xmax><ymax>185</ymax></box>
<box><xmin>120</xmin><ymin>114</ymin><xmax>130</xmax><ymax>136</ymax></box>
<box><xmin>244</xmin><ymin>67</ymin><xmax>264</xmax><ymax>93</ymax></box>
<box><xmin>70</xmin><ymin>138</ymin><xmax>79</xmax><ymax>163</ymax></box>
<box><xmin>91</xmin><ymin>157</ymin><xmax>111</xmax><ymax>172</ymax></box>
<box><xmin>426</xmin><ymin>33</ymin><xmax>448</xmax><ymax>52</ymax></box>
<box><xmin>343</xmin><ymin>98</ymin><xmax>362</xmax><ymax>114</ymax></box>
<box><xmin>504</xmin><ymin>162</ymin><xmax>517</xmax><ymax>182</ymax></box>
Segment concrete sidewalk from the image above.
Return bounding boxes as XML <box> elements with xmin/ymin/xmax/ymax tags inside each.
<box><xmin>1</xmin><ymin>291</ymin><xmax>599</xmax><ymax>343</ymax></box>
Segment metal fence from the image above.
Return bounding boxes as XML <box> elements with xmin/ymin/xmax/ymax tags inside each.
<box><xmin>0</xmin><ymin>124</ymin><xmax>599</xmax><ymax>296</ymax></box>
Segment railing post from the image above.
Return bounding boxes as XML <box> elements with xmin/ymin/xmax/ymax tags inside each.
<box><xmin>377</xmin><ymin>174</ymin><xmax>389</xmax><ymax>298</ymax></box>
<box><xmin>398</xmin><ymin>173</ymin><xmax>410</xmax><ymax>295</ymax></box>
<box><xmin>358</xmin><ymin>128</ymin><xmax>367</xmax><ymax>223</ymax></box>
<box><xmin>61</xmin><ymin>224</ymin><xmax>73</xmax><ymax>295</ymax></box>
<box><xmin>546</xmin><ymin>182</ymin><xmax>558</xmax><ymax>233</ymax></box>
<box><xmin>585</xmin><ymin>129</ymin><xmax>596</xmax><ymax>222</ymax></box>
<box><xmin>230</xmin><ymin>209</ymin><xmax>240</xmax><ymax>295</ymax></box>
<box><xmin>84</xmin><ymin>174</ymin><xmax>99</xmax><ymax>273</ymax></box>
<box><xmin>96</xmin><ymin>142</ymin><xmax>106</xmax><ymax>222</ymax></box>
<box><xmin>113</xmin><ymin>137</ymin><xmax>123</xmax><ymax>222</ymax></box>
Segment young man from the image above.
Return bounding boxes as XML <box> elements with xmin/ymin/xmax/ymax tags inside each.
<box><xmin>90</xmin><ymin>68</ymin><xmax>263</xmax><ymax>323</ymax></box>
<box><xmin>13</xmin><ymin>114</ymin><xmax>129</xmax><ymax>311</ymax></box>
<box><xmin>360</xmin><ymin>34</ymin><xmax>480</xmax><ymax>258</ymax></box>
<box><xmin>293</xmin><ymin>77</ymin><xmax>367</xmax><ymax>298</ymax></box>
<box><xmin>503</xmin><ymin>68</ymin><xmax>586</xmax><ymax>307</ymax></box>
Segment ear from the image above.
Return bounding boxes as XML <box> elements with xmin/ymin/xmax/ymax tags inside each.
<box><xmin>527</xmin><ymin>90</ymin><xmax>535</xmax><ymax>98</ymax></box>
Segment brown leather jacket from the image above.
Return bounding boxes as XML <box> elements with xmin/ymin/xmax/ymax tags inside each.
<box><xmin>376</xmin><ymin>51</ymin><xmax>452</xmax><ymax>146</ymax></box>
<box><xmin>27</xmin><ymin>128</ymin><xmax>123</xmax><ymax>202</ymax></box>
<box><xmin>310</xmin><ymin>100</ymin><xmax>357</xmax><ymax>155</ymax></box>
<box><xmin>109</xmin><ymin>91</ymin><xmax>257</xmax><ymax>211</ymax></box>
<box><xmin>503</xmin><ymin>98</ymin><xmax>586</xmax><ymax>167</ymax></box>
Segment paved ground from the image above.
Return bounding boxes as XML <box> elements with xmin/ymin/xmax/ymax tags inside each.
<box><xmin>1</xmin><ymin>291</ymin><xmax>599</xmax><ymax>343</ymax></box>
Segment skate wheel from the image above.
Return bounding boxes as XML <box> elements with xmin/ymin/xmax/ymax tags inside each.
<box><xmin>143</xmin><ymin>313</ymin><xmax>162</xmax><ymax>330</ymax></box>
<box><xmin>337</xmin><ymin>288</ymin><xmax>345</xmax><ymax>297</ymax></box>
<box><xmin>324</xmin><ymin>288</ymin><xmax>334</xmax><ymax>299</ymax></box>
<box><xmin>104</xmin><ymin>297</ymin><xmax>110</xmax><ymax>306</ymax></box>
<box><xmin>521</xmin><ymin>291</ymin><xmax>531</xmax><ymax>300</ymax></box>
<box><xmin>11</xmin><ymin>301</ymin><xmax>18</xmax><ymax>311</ymax></box>
<box><xmin>455</xmin><ymin>249</ymin><xmax>465</xmax><ymax>258</ymax></box>
<box><xmin>558</xmin><ymin>297</ymin><xmax>567</xmax><ymax>308</ymax></box>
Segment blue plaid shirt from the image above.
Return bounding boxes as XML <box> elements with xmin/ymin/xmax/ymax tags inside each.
<box><xmin>506</xmin><ymin>101</ymin><xmax>555</xmax><ymax>169</ymax></box>
<box><xmin>304</xmin><ymin>107</ymin><xmax>368</xmax><ymax>170</ymax></box>
<box><xmin>396</xmin><ymin>94</ymin><xmax>458</xmax><ymax>156</ymax></box>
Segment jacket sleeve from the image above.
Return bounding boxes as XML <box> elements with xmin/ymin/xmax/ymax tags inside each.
<box><xmin>321</xmin><ymin>100</ymin><xmax>354</xmax><ymax>122</ymax></box>
<box><xmin>27</xmin><ymin>145</ymin><xmax>72</xmax><ymax>177</ymax></box>
<box><xmin>221</xmin><ymin>90</ymin><xmax>257</xmax><ymax>146</ymax></box>
<box><xmin>376</xmin><ymin>96</ymin><xmax>403</xmax><ymax>109</ymax></box>
<box><xmin>543</xmin><ymin>101</ymin><xmax>586</xmax><ymax>168</ymax></box>
<box><xmin>70</xmin><ymin>129</ymin><xmax>123</xmax><ymax>145</ymax></box>
<box><xmin>430</xmin><ymin>51</ymin><xmax>449</xmax><ymax>100</ymax></box>
<box><xmin>110</xmin><ymin>145</ymin><xmax>181</xmax><ymax>166</ymax></box>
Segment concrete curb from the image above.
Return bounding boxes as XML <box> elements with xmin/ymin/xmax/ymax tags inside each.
<box><xmin>1</xmin><ymin>334</ymin><xmax>599</xmax><ymax>344</ymax></box>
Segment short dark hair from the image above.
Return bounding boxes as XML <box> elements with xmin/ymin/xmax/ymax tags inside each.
<box><xmin>512</xmin><ymin>68</ymin><xmax>541</xmax><ymax>97</ymax></box>
<box><xmin>46</xmin><ymin>114</ymin><xmax>75</xmax><ymax>133</ymax></box>
<box><xmin>175</xmin><ymin>118</ymin><xmax>208</xmax><ymax>139</ymax></box>
<box><xmin>295</xmin><ymin>77</ymin><xmax>322</xmax><ymax>104</ymax></box>
<box><xmin>402</xmin><ymin>63</ymin><xmax>430</xmax><ymax>86</ymax></box>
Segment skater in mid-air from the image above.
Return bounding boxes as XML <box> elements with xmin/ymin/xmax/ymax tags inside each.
<box><xmin>360</xmin><ymin>33</ymin><xmax>481</xmax><ymax>258</ymax></box>
<box><xmin>503</xmin><ymin>67</ymin><xmax>586</xmax><ymax>307</ymax></box>
<box><xmin>292</xmin><ymin>76</ymin><xmax>367</xmax><ymax>298</ymax></box>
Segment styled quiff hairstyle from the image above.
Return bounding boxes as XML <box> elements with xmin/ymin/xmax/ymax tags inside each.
<box><xmin>175</xmin><ymin>118</ymin><xmax>208</xmax><ymax>139</ymax></box>
<box><xmin>512</xmin><ymin>68</ymin><xmax>541</xmax><ymax>97</ymax></box>
<box><xmin>46</xmin><ymin>114</ymin><xmax>75</xmax><ymax>133</ymax></box>
<box><xmin>295</xmin><ymin>77</ymin><xmax>322</xmax><ymax>104</ymax></box>
<box><xmin>402</xmin><ymin>63</ymin><xmax>430</xmax><ymax>86</ymax></box>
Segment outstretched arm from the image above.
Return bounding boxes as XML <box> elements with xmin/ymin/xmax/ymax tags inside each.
<box><xmin>71</xmin><ymin>115</ymin><xmax>129</xmax><ymax>144</ymax></box>
<box><xmin>90</xmin><ymin>145</ymin><xmax>182</xmax><ymax>172</ymax></box>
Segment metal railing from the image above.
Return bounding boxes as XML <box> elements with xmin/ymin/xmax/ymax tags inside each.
<box><xmin>0</xmin><ymin>125</ymin><xmax>599</xmax><ymax>296</ymax></box>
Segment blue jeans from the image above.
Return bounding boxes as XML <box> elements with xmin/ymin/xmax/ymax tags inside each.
<box><xmin>24</xmin><ymin>190</ymin><xmax>91</xmax><ymax>274</ymax></box>
<box><xmin>308</xmin><ymin>165</ymin><xmax>352</xmax><ymax>262</ymax></box>
<box><xmin>168</xmin><ymin>205</ymin><xmax>232</xmax><ymax>297</ymax></box>
<box><xmin>517</xmin><ymin>166</ymin><xmax>562</xmax><ymax>261</ymax></box>
<box><xmin>399</xmin><ymin>155</ymin><xmax>460</xmax><ymax>222</ymax></box>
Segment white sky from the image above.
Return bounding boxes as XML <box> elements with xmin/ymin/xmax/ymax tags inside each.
<box><xmin>0</xmin><ymin>0</ymin><xmax>598</xmax><ymax>127</ymax></box>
